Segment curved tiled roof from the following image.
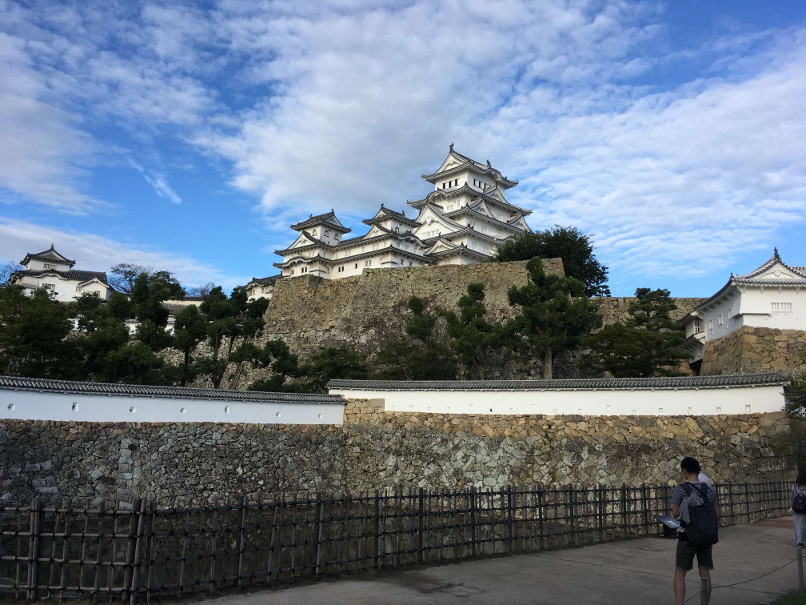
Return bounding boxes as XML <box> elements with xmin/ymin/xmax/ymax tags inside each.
<box><xmin>328</xmin><ymin>372</ymin><xmax>789</xmax><ymax>392</ymax></box>
<box><xmin>14</xmin><ymin>269</ymin><xmax>109</xmax><ymax>284</ymax></box>
<box><xmin>0</xmin><ymin>375</ymin><xmax>346</xmax><ymax>404</ymax></box>
<box><xmin>421</xmin><ymin>148</ymin><xmax>518</xmax><ymax>189</ymax></box>
<box><xmin>20</xmin><ymin>245</ymin><xmax>75</xmax><ymax>267</ymax></box>
<box><xmin>291</xmin><ymin>211</ymin><xmax>351</xmax><ymax>233</ymax></box>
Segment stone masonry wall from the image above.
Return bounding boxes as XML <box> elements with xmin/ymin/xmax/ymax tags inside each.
<box><xmin>701</xmin><ymin>327</ymin><xmax>806</xmax><ymax>375</ymax></box>
<box><xmin>0</xmin><ymin>422</ymin><xmax>345</xmax><ymax>507</ymax></box>
<box><xmin>1</xmin><ymin>400</ymin><xmax>793</xmax><ymax>506</ymax></box>
<box><xmin>342</xmin><ymin>400</ymin><xmax>791</xmax><ymax>491</ymax></box>
<box><xmin>595</xmin><ymin>296</ymin><xmax>706</xmax><ymax>325</ymax></box>
<box><xmin>258</xmin><ymin>260</ymin><xmax>556</xmax><ymax>361</ymax></box>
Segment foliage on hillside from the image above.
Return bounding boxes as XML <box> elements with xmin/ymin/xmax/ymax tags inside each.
<box><xmin>493</xmin><ymin>226</ymin><xmax>610</xmax><ymax>297</ymax></box>
<box><xmin>582</xmin><ymin>288</ymin><xmax>688</xmax><ymax>377</ymax></box>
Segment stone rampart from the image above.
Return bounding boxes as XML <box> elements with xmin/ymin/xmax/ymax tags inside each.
<box><xmin>701</xmin><ymin>327</ymin><xmax>806</xmax><ymax>375</ymax></box>
<box><xmin>1</xmin><ymin>402</ymin><xmax>792</xmax><ymax>506</ymax></box>
<box><xmin>259</xmin><ymin>260</ymin><xmax>554</xmax><ymax>360</ymax></box>
<box><xmin>595</xmin><ymin>296</ymin><xmax>706</xmax><ymax>325</ymax></box>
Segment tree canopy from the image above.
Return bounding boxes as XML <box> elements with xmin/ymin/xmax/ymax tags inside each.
<box><xmin>583</xmin><ymin>288</ymin><xmax>688</xmax><ymax>377</ymax></box>
<box><xmin>505</xmin><ymin>258</ymin><xmax>602</xmax><ymax>379</ymax></box>
<box><xmin>494</xmin><ymin>226</ymin><xmax>610</xmax><ymax>296</ymax></box>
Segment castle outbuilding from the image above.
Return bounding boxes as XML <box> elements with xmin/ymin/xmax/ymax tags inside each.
<box><xmin>273</xmin><ymin>146</ymin><xmax>532</xmax><ymax>279</ymax></box>
<box><xmin>681</xmin><ymin>249</ymin><xmax>806</xmax><ymax>374</ymax></box>
<box><xmin>9</xmin><ymin>245</ymin><xmax>111</xmax><ymax>302</ymax></box>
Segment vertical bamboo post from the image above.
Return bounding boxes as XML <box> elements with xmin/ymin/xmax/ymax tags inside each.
<box><xmin>209</xmin><ymin>498</ymin><xmax>219</xmax><ymax>594</ymax></box>
<box><xmin>237</xmin><ymin>495</ymin><xmax>249</xmax><ymax>587</ymax></box>
<box><xmin>315</xmin><ymin>494</ymin><xmax>325</xmax><ymax>575</ymax></box>
<box><xmin>129</xmin><ymin>498</ymin><xmax>147</xmax><ymax>605</ymax></box>
<box><xmin>470</xmin><ymin>487</ymin><xmax>478</xmax><ymax>557</ymax></box>
<box><xmin>123</xmin><ymin>499</ymin><xmax>141</xmax><ymax>603</ymax></box>
<box><xmin>27</xmin><ymin>497</ymin><xmax>41</xmax><ymax>602</ymax></box>
<box><xmin>418</xmin><ymin>488</ymin><xmax>425</xmax><ymax>563</ymax></box>
<box><xmin>375</xmin><ymin>490</ymin><xmax>383</xmax><ymax>570</ymax></box>
<box><xmin>508</xmin><ymin>486</ymin><xmax>516</xmax><ymax>553</ymax></box>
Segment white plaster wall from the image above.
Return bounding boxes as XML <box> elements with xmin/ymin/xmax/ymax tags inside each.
<box><xmin>703</xmin><ymin>287</ymin><xmax>806</xmax><ymax>341</ymax></box>
<box><xmin>329</xmin><ymin>385</ymin><xmax>785</xmax><ymax>416</ymax></box>
<box><xmin>702</xmin><ymin>291</ymin><xmax>742</xmax><ymax>341</ymax></box>
<box><xmin>0</xmin><ymin>390</ymin><xmax>344</xmax><ymax>424</ymax></box>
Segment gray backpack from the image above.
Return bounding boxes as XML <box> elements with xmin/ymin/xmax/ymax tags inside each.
<box><xmin>681</xmin><ymin>483</ymin><xmax>719</xmax><ymax>545</ymax></box>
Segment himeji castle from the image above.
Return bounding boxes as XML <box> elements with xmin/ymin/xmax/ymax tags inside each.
<box><xmin>274</xmin><ymin>146</ymin><xmax>533</xmax><ymax>280</ymax></box>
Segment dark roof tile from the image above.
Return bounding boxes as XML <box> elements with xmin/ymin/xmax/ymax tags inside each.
<box><xmin>328</xmin><ymin>373</ymin><xmax>789</xmax><ymax>392</ymax></box>
<box><xmin>0</xmin><ymin>375</ymin><xmax>346</xmax><ymax>405</ymax></box>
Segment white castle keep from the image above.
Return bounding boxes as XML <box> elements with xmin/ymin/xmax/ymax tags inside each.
<box><xmin>273</xmin><ymin>146</ymin><xmax>533</xmax><ymax>280</ymax></box>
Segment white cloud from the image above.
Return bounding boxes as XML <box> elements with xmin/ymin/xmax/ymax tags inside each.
<box><xmin>2</xmin><ymin>0</ymin><xmax>805</xmax><ymax>291</ymax></box>
<box><xmin>0</xmin><ymin>219</ymin><xmax>242</xmax><ymax>291</ymax></box>
<box><xmin>129</xmin><ymin>161</ymin><xmax>183</xmax><ymax>205</ymax></box>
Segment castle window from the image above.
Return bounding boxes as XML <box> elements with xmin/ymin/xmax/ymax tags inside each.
<box><xmin>325</xmin><ymin>230</ymin><xmax>330</xmax><ymax>237</ymax></box>
<box><xmin>312</xmin><ymin>229</ymin><xmax>317</xmax><ymax>236</ymax></box>
<box><xmin>44</xmin><ymin>263</ymin><xmax>55</xmax><ymax>269</ymax></box>
<box><xmin>43</xmin><ymin>283</ymin><xmax>54</xmax><ymax>290</ymax></box>
<box><xmin>718</xmin><ymin>314</ymin><xmax>723</xmax><ymax>325</ymax></box>
<box><xmin>707</xmin><ymin>320</ymin><xmax>713</xmax><ymax>331</ymax></box>
<box><xmin>335</xmin><ymin>233</ymin><xmax>339</xmax><ymax>240</ymax></box>
<box><xmin>355</xmin><ymin>263</ymin><xmax>358</xmax><ymax>269</ymax></box>
<box><xmin>771</xmin><ymin>302</ymin><xmax>792</xmax><ymax>314</ymax></box>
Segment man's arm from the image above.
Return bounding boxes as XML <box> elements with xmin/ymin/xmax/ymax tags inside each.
<box><xmin>671</xmin><ymin>503</ymin><xmax>680</xmax><ymax>518</ymax></box>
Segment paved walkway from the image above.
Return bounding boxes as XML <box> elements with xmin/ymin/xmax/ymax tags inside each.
<box><xmin>196</xmin><ymin>517</ymin><xmax>801</xmax><ymax>605</ymax></box>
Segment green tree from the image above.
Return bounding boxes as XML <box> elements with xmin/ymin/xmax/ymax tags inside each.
<box><xmin>297</xmin><ymin>347</ymin><xmax>368</xmax><ymax>392</ymax></box>
<box><xmin>109</xmin><ymin>264</ymin><xmax>186</xmax><ymax>297</ymax></box>
<box><xmin>172</xmin><ymin>305</ymin><xmax>207</xmax><ymax>386</ymax></box>
<box><xmin>130</xmin><ymin>272</ymin><xmax>177</xmax><ymax>351</ymax></box>
<box><xmin>494</xmin><ymin>226</ymin><xmax>610</xmax><ymax>296</ymax></box>
<box><xmin>506</xmin><ymin>258</ymin><xmax>602</xmax><ymax>379</ymax></box>
<box><xmin>583</xmin><ymin>288</ymin><xmax>688</xmax><ymax>377</ymax></box>
<box><xmin>374</xmin><ymin>296</ymin><xmax>458</xmax><ymax>380</ymax></box>
<box><xmin>194</xmin><ymin>286</ymin><xmax>269</xmax><ymax>388</ymax></box>
<box><xmin>441</xmin><ymin>284</ymin><xmax>507</xmax><ymax>379</ymax></box>
<box><xmin>245</xmin><ymin>339</ymin><xmax>301</xmax><ymax>392</ymax></box>
<box><xmin>0</xmin><ymin>285</ymin><xmax>81</xmax><ymax>379</ymax></box>
<box><xmin>70</xmin><ymin>292</ymin><xmax>131</xmax><ymax>381</ymax></box>
<box><xmin>104</xmin><ymin>341</ymin><xmax>168</xmax><ymax>384</ymax></box>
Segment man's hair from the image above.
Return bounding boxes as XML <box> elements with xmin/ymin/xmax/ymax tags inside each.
<box><xmin>680</xmin><ymin>456</ymin><xmax>700</xmax><ymax>475</ymax></box>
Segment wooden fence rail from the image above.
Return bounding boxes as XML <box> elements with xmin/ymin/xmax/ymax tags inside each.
<box><xmin>0</xmin><ymin>481</ymin><xmax>791</xmax><ymax>603</ymax></box>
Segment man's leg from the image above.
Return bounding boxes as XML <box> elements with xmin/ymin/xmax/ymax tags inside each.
<box><xmin>674</xmin><ymin>569</ymin><xmax>687</xmax><ymax>604</ymax></box>
<box><xmin>698</xmin><ymin>569</ymin><xmax>712</xmax><ymax>604</ymax></box>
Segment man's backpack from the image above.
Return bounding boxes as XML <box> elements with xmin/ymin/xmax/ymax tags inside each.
<box><xmin>793</xmin><ymin>487</ymin><xmax>806</xmax><ymax>513</ymax></box>
<box><xmin>681</xmin><ymin>483</ymin><xmax>719</xmax><ymax>545</ymax></box>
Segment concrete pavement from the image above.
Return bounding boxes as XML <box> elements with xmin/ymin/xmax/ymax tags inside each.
<box><xmin>194</xmin><ymin>517</ymin><xmax>801</xmax><ymax>604</ymax></box>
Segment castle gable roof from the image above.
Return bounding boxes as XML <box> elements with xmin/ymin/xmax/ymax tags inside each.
<box><xmin>246</xmin><ymin>275</ymin><xmax>281</xmax><ymax>288</ymax></box>
<box><xmin>20</xmin><ymin>245</ymin><xmax>75</xmax><ymax>268</ymax></box>
<box><xmin>732</xmin><ymin>249</ymin><xmax>806</xmax><ymax>285</ymax></box>
<box><xmin>291</xmin><ymin>210</ymin><xmax>351</xmax><ymax>233</ymax></box>
<box><xmin>422</xmin><ymin>145</ymin><xmax>517</xmax><ymax>190</ymax></box>
<box><xmin>696</xmin><ymin>249</ymin><xmax>806</xmax><ymax>312</ymax></box>
<box><xmin>363</xmin><ymin>204</ymin><xmax>420</xmax><ymax>227</ymax></box>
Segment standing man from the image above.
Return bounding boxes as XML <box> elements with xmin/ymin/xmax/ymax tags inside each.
<box><xmin>670</xmin><ymin>456</ymin><xmax>720</xmax><ymax>605</ymax></box>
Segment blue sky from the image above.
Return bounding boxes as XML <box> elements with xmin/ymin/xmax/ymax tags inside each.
<box><xmin>2</xmin><ymin>0</ymin><xmax>805</xmax><ymax>297</ymax></box>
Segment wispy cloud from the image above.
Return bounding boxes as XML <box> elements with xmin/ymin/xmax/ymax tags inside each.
<box><xmin>1</xmin><ymin>0</ymin><xmax>805</xmax><ymax>289</ymax></box>
<box><xmin>129</xmin><ymin>161</ymin><xmax>182</xmax><ymax>204</ymax></box>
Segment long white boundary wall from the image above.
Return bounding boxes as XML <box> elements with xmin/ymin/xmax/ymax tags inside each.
<box><xmin>329</xmin><ymin>374</ymin><xmax>789</xmax><ymax>416</ymax></box>
<box><xmin>0</xmin><ymin>378</ymin><xmax>345</xmax><ymax>425</ymax></box>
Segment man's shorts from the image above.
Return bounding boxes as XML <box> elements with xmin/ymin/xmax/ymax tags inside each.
<box><xmin>676</xmin><ymin>538</ymin><xmax>714</xmax><ymax>571</ymax></box>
